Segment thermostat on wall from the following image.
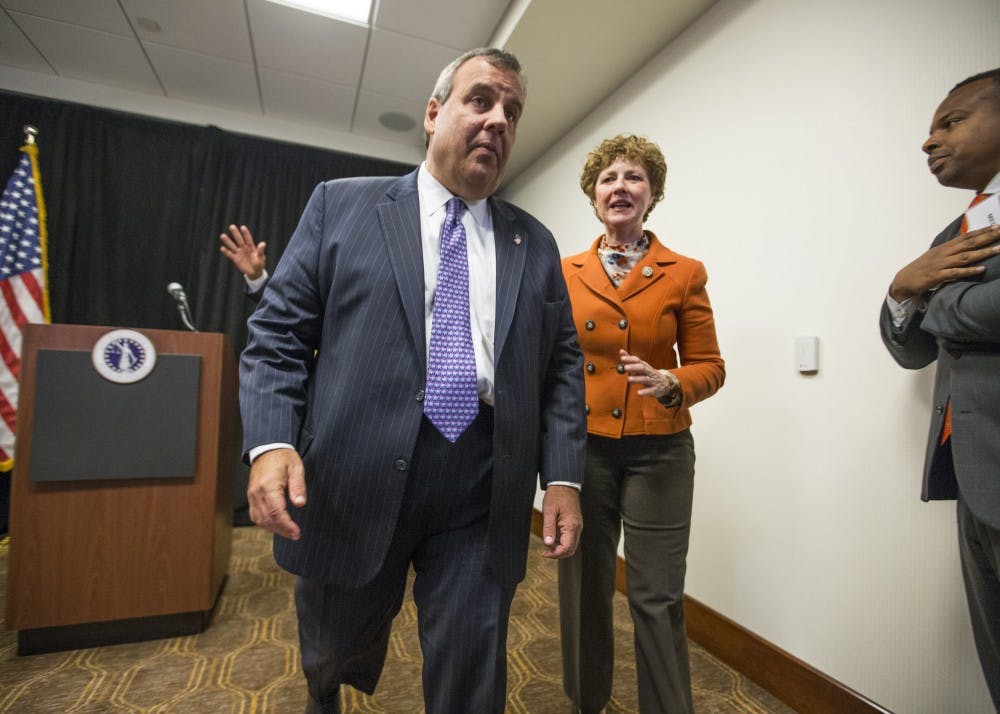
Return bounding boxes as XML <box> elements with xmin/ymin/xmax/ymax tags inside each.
<box><xmin>795</xmin><ymin>336</ymin><xmax>819</xmax><ymax>373</ymax></box>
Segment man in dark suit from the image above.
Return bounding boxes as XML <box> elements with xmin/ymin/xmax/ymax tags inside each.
<box><xmin>240</xmin><ymin>47</ymin><xmax>586</xmax><ymax>713</ymax></box>
<box><xmin>880</xmin><ymin>67</ymin><xmax>1000</xmax><ymax>707</ymax></box>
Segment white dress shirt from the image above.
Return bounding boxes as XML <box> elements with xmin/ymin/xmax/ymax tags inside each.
<box><xmin>418</xmin><ymin>164</ymin><xmax>497</xmax><ymax>405</ymax></box>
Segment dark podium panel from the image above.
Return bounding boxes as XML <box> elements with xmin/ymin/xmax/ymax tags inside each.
<box><xmin>30</xmin><ymin>350</ymin><xmax>200</xmax><ymax>481</ymax></box>
<box><xmin>6</xmin><ymin>324</ymin><xmax>239</xmax><ymax>654</ymax></box>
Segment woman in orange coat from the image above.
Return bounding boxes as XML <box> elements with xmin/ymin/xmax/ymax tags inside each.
<box><xmin>559</xmin><ymin>135</ymin><xmax>725</xmax><ymax>714</ymax></box>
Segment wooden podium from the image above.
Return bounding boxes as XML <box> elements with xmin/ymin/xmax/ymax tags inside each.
<box><xmin>6</xmin><ymin>324</ymin><xmax>239</xmax><ymax>654</ymax></box>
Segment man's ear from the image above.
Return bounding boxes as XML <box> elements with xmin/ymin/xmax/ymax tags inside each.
<box><xmin>424</xmin><ymin>98</ymin><xmax>440</xmax><ymax>137</ymax></box>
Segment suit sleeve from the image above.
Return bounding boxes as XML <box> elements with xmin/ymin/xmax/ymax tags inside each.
<box><xmin>921</xmin><ymin>255</ymin><xmax>1000</xmax><ymax>344</ymax></box>
<box><xmin>878</xmin><ymin>217</ymin><xmax>966</xmax><ymax>370</ymax></box>
<box><xmin>239</xmin><ymin>184</ymin><xmax>326</xmax><ymax>455</ymax></box>
<box><xmin>879</xmin><ymin>298</ymin><xmax>938</xmax><ymax>369</ymax></box>
<box><xmin>538</xmin><ymin>242</ymin><xmax>587</xmax><ymax>489</ymax></box>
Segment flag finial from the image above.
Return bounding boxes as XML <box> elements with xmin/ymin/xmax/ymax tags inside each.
<box><xmin>23</xmin><ymin>125</ymin><xmax>38</xmax><ymax>145</ymax></box>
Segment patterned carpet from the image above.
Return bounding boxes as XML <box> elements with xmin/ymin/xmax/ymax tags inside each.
<box><xmin>0</xmin><ymin>528</ymin><xmax>794</xmax><ymax>713</ymax></box>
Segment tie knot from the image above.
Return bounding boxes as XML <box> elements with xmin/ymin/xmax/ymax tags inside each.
<box><xmin>446</xmin><ymin>197</ymin><xmax>466</xmax><ymax>221</ymax></box>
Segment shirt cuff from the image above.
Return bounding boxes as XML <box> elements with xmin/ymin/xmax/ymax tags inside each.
<box><xmin>885</xmin><ymin>292</ymin><xmax>916</xmax><ymax>328</ymax></box>
<box><xmin>545</xmin><ymin>480</ymin><xmax>581</xmax><ymax>491</ymax></box>
<box><xmin>248</xmin><ymin>442</ymin><xmax>295</xmax><ymax>463</ymax></box>
<box><xmin>245</xmin><ymin>269</ymin><xmax>269</xmax><ymax>293</ymax></box>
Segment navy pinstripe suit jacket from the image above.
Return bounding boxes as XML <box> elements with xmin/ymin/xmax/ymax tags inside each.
<box><xmin>240</xmin><ymin>169</ymin><xmax>586</xmax><ymax>588</ymax></box>
<box><xmin>881</xmin><ymin>214</ymin><xmax>1000</xmax><ymax>529</ymax></box>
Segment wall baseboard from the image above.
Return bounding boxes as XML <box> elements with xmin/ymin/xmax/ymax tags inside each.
<box><xmin>530</xmin><ymin>508</ymin><xmax>891</xmax><ymax>714</ymax></box>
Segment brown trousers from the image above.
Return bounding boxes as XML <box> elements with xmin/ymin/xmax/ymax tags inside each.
<box><xmin>559</xmin><ymin>430</ymin><xmax>696</xmax><ymax>713</ymax></box>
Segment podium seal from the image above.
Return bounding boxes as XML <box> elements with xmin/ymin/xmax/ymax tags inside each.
<box><xmin>92</xmin><ymin>329</ymin><xmax>157</xmax><ymax>384</ymax></box>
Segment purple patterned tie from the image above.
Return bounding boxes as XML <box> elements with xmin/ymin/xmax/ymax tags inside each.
<box><xmin>424</xmin><ymin>197</ymin><xmax>479</xmax><ymax>442</ymax></box>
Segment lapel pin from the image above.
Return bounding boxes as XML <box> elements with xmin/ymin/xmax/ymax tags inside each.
<box><xmin>514</xmin><ymin>234</ymin><xmax>522</xmax><ymax>245</ymax></box>
<box><xmin>641</xmin><ymin>266</ymin><xmax>653</xmax><ymax>277</ymax></box>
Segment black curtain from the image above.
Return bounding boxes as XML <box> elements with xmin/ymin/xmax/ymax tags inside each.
<box><xmin>0</xmin><ymin>90</ymin><xmax>415</xmax><ymax>349</ymax></box>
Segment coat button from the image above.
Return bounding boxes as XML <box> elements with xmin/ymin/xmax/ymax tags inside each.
<box><xmin>612</xmin><ymin>408</ymin><xmax>622</xmax><ymax>418</ymax></box>
<box><xmin>585</xmin><ymin>405</ymin><xmax>590</xmax><ymax>415</ymax></box>
<box><xmin>415</xmin><ymin>389</ymin><xmax>425</xmax><ymax>402</ymax></box>
<box><xmin>586</xmin><ymin>362</ymin><xmax>596</xmax><ymax>373</ymax></box>
<box><xmin>394</xmin><ymin>458</ymin><xmax>408</xmax><ymax>471</ymax></box>
<box><xmin>616</xmin><ymin>363</ymin><xmax>625</xmax><ymax>374</ymax></box>
<box><xmin>585</xmin><ymin>320</ymin><xmax>595</xmax><ymax>330</ymax></box>
<box><xmin>618</xmin><ymin>319</ymin><xmax>628</xmax><ymax>329</ymax></box>
<box><xmin>641</xmin><ymin>266</ymin><xmax>653</xmax><ymax>277</ymax></box>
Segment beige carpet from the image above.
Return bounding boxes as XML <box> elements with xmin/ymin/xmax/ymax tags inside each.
<box><xmin>0</xmin><ymin>528</ymin><xmax>794</xmax><ymax>713</ymax></box>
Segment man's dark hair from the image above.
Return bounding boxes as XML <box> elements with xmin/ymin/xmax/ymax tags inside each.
<box><xmin>950</xmin><ymin>68</ymin><xmax>1000</xmax><ymax>98</ymax></box>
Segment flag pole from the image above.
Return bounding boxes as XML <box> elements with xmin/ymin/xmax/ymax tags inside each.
<box><xmin>23</xmin><ymin>125</ymin><xmax>37</xmax><ymax>145</ymax></box>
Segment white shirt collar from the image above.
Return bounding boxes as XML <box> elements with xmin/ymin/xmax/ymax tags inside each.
<box><xmin>418</xmin><ymin>162</ymin><xmax>490</xmax><ymax>226</ymax></box>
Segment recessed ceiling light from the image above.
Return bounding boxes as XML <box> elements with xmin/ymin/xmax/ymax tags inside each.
<box><xmin>264</xmin><ymin>0</ymin><xmax>372</xmax><ymax>25</ymax></box>
<box><xmin>378</xmin><ymin>112</ymin><xmax>416</xmax><ymax>133</ymax></box>
<box><xmin>135</xmin><ymin>16</ymin><xmax>162</xmax><ymax>33</ymax></box>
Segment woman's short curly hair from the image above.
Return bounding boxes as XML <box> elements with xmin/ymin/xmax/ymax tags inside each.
<box><xmin>579</xmin><ymin>134</ymin><xmax>667</xmax><ymax>221</ymax></box>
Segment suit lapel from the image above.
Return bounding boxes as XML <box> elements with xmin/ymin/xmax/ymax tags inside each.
<box><xmin>492</xmin><ymin>199</ymin><xmax>526</xmax><ymax>361</ymax></box>
<box><xmin>378</xmin><ymin>171</ymin><xmax>426</xmax><ymax>370</ymax></box>
<box><xmin>576</xmin><ymin>249</ymin><xmax>624</xmax><ymax>312</ymax></box>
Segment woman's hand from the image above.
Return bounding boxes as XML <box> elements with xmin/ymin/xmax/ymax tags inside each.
<box><xmin>619</xmin><ymin>349</ymin><xmax>680</xmax><ymax>403</ymax></box>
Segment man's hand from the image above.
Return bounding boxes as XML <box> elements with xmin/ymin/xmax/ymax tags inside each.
<box><xmin>247</xmin><ymin>448</ymin><xmax>306</xmax><ymax>540</ymax></box>
<box><xmin>890</xmin><ymin>224</ymin><xmax>1000</xmax><ymax>302</ymax></box>
<box><xmin>540</xmin><ymin>485</ymin><xmax>582</xmax><ymax>559</ymax></box>
<box><xmin>220</xmin><ymin>224</ymin><xmax>267</xmax><ymax>280</ymax></box>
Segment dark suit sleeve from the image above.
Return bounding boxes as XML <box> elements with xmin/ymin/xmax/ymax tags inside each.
<box><xmin>879</xmin><ymin>217</ymin><xmax>965</xmax><ymax>370</ymax></box>
<box><xmin>537</xmin><ymin>239</ymin><xmax>587</xmax><ymax>489</ymax></box>
<box><xmin>239</xmin><ymin>184</ymin><xmax>326</xmax><ymax>454</ymax></box>
<box><xmin>921</xmin><ymin>253</ymin><xmax>1000</xmax><ymax>344</ymax></box>
<box><xmin>879</xmin><ymin>299</ymin><xmax>938</xmax><ymax>369</ymax></box>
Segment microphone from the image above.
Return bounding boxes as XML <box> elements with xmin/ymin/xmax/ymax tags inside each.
<box><xmin>166</xmin><ymin>282</ymin><xmax>198</xmax><ymax>332</ymax></box>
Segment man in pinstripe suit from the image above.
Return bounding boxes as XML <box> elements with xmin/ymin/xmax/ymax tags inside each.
<box><xmin>240</xmin><ymin>48</ymin><xmax>586</xmax><ymax>713</ymax></box>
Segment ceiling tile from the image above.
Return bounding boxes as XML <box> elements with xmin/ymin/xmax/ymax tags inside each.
<box><xmin>375</xmin><ymin>0</ymin><xmax>507</xmax><ymax>49</ymax></box>
<box><xmin>246</xmin><ymin>0</ymin><xmax>366</xmax><ymax>87</ymax></box>
<box><xmin>259</xmin><ymin>67</ymin><xmax>354</xmax><ymax>131</ymax></box>
<box><xmin>9</xmin><ymin>12</ymin><xmax>161</xmax><ymax>94</ymax></box>
<box><xmin>361</xmin><ymin>29</ymin><xmax>460</xmax><ymax>105</ymax></box>
<box><xmin>145</xmin><ymin>43</ymin><xmax>260</xmax><ymax>113</ymax></box>
<box><xmin>353</xmin><ymin>90</ymin><xmax>426</xmax><ymax>148</ymax></box>
<box><xmin>0</xmin><ymin>11</ymin><xmax>54</xmax><ymax>74</ymax></box>
<box><xmin>1</xmin><ymin>0</ymin><xmax>132</xmax><ymax>35</ymax></box>
<box><xmin>122</xmin><ymin>0</ymin><xmax>252</xmax><ymax>63</ymax></box>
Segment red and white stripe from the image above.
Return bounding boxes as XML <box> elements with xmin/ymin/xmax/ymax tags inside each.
<box><xmin>0</xmin><ymin>268</ymin><xmax>47</xmax><ymax>463</ymax></box>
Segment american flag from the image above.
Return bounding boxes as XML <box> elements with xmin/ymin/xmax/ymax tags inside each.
<box><xmin>0</xmin><ymin>140</ymin><xmax>51</xmax><ymax>470</ymax></box>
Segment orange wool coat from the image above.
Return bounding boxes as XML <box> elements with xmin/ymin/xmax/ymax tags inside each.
<box><xmin>562</xmin><ymin>231</ymin><xmax>725</xmax><ymax>438</ymax></box>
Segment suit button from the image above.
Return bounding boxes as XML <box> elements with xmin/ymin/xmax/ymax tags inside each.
<box><xmin>935</xmin><ymin>405</ymin><xmax>944</xmax><ymax>414</ymax></box>
<box><xmin>415</xmin><ymin>389</ymin><xmax>425</xmax><ymax>402</ymax></box>
<box><xmin>618</xmin><ymin>319</ymin><xmax>628</xmax><ymax>329</ymax></box>
<box><xmin>616</xmin><ymin>363</ymin><xmax>625</xmax><ymax>374</ymax></box>
<box><xmin>585</xmin><ymin>320</ymin><xmax>595</xmax><ymax>330</ymax></box>
<box><xmin>394</xmin><ymin>458</ymin><xmax>408</xmax><ymax>471</ymax></box>
<box><xmin>612</xmin><ymin>408</ymin><xmax>622</xmax><ymax>418</ymax></box>
<box><xmin>585</xmin><ymin>405</ymin><xmax>590</xmax><ymax>415</ymax></box>
<box><xmin>586</xmin><ymin>362</ymin><xmax>595</xmax><ymax>374</ymax></box>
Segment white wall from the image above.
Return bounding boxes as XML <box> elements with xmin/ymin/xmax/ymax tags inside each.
<box><xmin>515</xmin><ymin>1</ymin><xmax>1000</xmax><ymax>712</ymax></box>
